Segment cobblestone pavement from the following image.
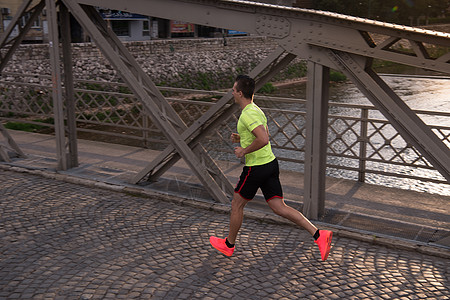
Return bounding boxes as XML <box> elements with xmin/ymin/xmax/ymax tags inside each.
<box><xmin>1</xmin><ymin>170</ymin><xmax>449</xmax><ymax>299</ymax></box>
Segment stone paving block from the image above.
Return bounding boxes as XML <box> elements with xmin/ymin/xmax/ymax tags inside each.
<box><xmin>0</xmin><ymin>170</ymin><xmax>449</xmax><ymax>299</ymax></box>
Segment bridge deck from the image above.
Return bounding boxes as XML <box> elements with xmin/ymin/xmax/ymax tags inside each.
<box><xmin>2</xmin><ymin>0</ymin><xmax>449</xmax><ymax>218</ymax></box>
<box><xmin>2</xmin><ymin>129</ymin><xmax>448</xmax><ymax>252</ymax></box>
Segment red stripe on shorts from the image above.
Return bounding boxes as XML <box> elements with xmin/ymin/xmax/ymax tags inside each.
<box><xmin>236</xmin><ymin>166</ymin><xmax>251</xmax><ymax>194</ymax></box>
<box><xmin>266</xmin><ymin>195</ymin><xmax>283</xmax><ymax>202</ymax></box>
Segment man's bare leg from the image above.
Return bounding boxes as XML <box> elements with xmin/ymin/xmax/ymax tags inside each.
<box><xmin>227</xmin><ymin>193</ymin><xmax>248</xmax><ymax>244</ymax></box>
<box><xmin>267</xmin><ymin>198</ymin><xmax>317</xmax><ymax>236</ymax></box>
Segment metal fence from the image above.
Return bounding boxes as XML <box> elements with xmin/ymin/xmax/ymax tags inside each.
<box><xmin>1</xmin><ymin>72</ymin><xmax>449</xmax><ymax>187</ymax></box>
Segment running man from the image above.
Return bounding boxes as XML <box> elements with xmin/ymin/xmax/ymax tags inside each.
<box><xmin>210</xmin><ymin>75</ymin><xmax>333</xmax><ymax>261</ymax></box>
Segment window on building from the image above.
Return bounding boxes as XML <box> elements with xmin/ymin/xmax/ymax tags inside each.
<box><xmin>20</xmin><ymin>12</ymin><xmax>41</xmax><ymax>28</ymax></box>
<box><xmin>143</xmin><ymin>20</ymin><xmax>150</xmax><ymax>36</ymax></box>
<box><xmin>111</xmin><ymin>20</ymin><xmax>130</xmax><ymax>36</ymax></box>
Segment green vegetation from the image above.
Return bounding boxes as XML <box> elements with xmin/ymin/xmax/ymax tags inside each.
<box><xmin>81</xmin><ymin>82</ymin><xmax>104</xmax><ymax>91</ymax></box>
<box><xmin>313</xmin><ymin>0</ymin><xmax>450</xmax><ymax>26</ymax></box>
<box><xmin>151</xmin><ymin>59</ymin><xmax>350</xmax><ymax>94</ymax></box>
<box><xmin>4</xmin><ymin>122</ymin><xmax>45</xmax><ymax>132</ymax></box>
<box><xmin>280</xmin><ymin>62</ymin><xmax>308</xmax><ymax>79</ymax></box>
<box><xmin>4</xmin><ymin>118</ymin><xmax>53</xmax><ymax>132</ymax></box>
<box><xmin>170</xmin><ymin>71</ymin><xmax>236</xmax><ymax>91</ymax></box>
<box><xmin>118</xmin><ymin>86</ymin><xmax>131</xmax><ymax>94</ymax></box>
<box><xmin>372</xmin><ymin>45</ymin><xmax>450</xmax><ymax>75</ymax></box>
<box><xmin>330</xmin><ymin>70</ymin><xmax>347</xmax><ymax>82</ymax></box>
<box><xmin>269</xmin><ymin>61</ymin><xmax>308</xmax><ymax>83</ymax></box>
<box><xmin>258</xmin><ymin>82</ymin><xmax>276</xmax><ymax>94</ymax></box>
<box><xmin>372</xmin><ymin>59</ymin><xmax>417</xmax><ymax>74</ymax></box>
<box><xmin>159</xmin><ymin>61</ymin><xmax>309</xmax><ymax>92</ymax></box>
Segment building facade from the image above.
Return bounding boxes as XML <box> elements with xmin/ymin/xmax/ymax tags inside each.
<box><xmin>0</xmin><ymin>0</ymin><xmax>47</xmax><ymax>43</ymax></box>
<box><xmin>98</xmin><ymin>9</ymin><xmax>151</xmax><ymax>42</ymax></box>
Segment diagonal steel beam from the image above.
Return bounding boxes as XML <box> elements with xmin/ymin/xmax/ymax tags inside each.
<box><xmin>0</xmin><ymin>0</ymin><xmax>31</xmax><ymax>47</ymax></box>
<box><xmin>132</xmin><ymin>47</ymin><xmax>296</xmax><ymax>185</ymax></box>
<box><xmin>77</xmin><ymin>3</ymin><xmax>235</xmax><ymax>199</ymax></box>
<box><xmin>0</xmin><ymin>0</ymin><xmax>45</xmax><ymax>73</ymax></box>
<box><xmin>328</xmin><ymin>50</ymin><xmax>450</xmax><ymax>182</ymax></box>
<box><xmin>80</xmin><ymin>5</ymin><xmax>186</xmax><ymax>131</ymax></box>
<box><xmin>131</xmin><ymin>47</ymin><xmax>287</xmax><ymax>183</ymax></box>
<box><xmin>62</xmin><ymin>0</ymin><xmax>235</xmax><ymax>203</ymax></box>
<box><xmin>0</xmin><ymin>122</ymin><xmax>27</xmax><ymax>162</ymax></box>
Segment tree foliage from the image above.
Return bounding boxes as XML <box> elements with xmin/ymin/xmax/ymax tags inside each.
<box><xmin>312</xmin><ymin>0</ymin><xmax>450</xmax><ymax>26</ymax></box>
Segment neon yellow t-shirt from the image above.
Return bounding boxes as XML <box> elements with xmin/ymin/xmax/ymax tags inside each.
<box><xmin>237</xmin><ymin>103</ymin><xmax>275</xmax><ymax>166</ymax></box>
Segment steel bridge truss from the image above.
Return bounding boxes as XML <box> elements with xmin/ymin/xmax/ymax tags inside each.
<box><xmin>0</xmin><ymin>0</ymin><xmax>449</xmax><ymax>218</ymax></box>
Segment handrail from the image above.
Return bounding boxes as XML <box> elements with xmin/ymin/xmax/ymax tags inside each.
<box><xmin>1</xmin><ymin>75</ymin><xmax>448</xmax><ymax>188</ymax></box>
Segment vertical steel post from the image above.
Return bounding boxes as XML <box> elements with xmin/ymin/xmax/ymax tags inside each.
<box><xmin>46</xmin><ymin>0</ymin><xmax>68</xmax><ymax>170</ymax></box>
<box><xmin>304</xmin><ymin>61</ymin><xmax>330</xmax><ymax>219</ymax></box>
<box><xmin>358</xmin><ymin>108</ymin><xmax>369</xmax><ymax>182</ymax></box>
<box><xmin>143</xmin><ymin>117</ymin><xmax>149</xmax><ymax>148</ymax></box>
<box><xmin>60</xmin><ymin>3</ymin><xmax>78</xmax><ymax>168</ymax></box>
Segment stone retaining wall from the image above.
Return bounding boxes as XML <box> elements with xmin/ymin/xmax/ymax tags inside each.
<box><xmin>3</xmin><ymin>36</ymin><xmax>280</xmax><ymax>86</ymax></box>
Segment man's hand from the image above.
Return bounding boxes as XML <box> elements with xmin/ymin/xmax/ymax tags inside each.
<box><xmin>234</xmin><ymin>146</ymin><xmax>246</xmax><ymax>158</ymax></box>
<box><xmin>230</xmin><ymin>133</ymin><xmax>240</xmax><ymax>143</ymax></box>
<box><xmin>233</xmin><ymin>125</ymin><xmax>269</xmax><ymax>159</ymax></box>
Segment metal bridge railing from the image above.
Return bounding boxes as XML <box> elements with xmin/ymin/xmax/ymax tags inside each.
<box><xmin>0</xmin><ymin>72</ymin><xmax>448</xmax><ymax>187</ymax></box>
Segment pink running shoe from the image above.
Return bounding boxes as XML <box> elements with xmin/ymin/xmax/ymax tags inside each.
<box><xmin>314</xmin><ymin>230</ymin><xmax>333</xmax><ymax>261</ymax></box>
<box><xmin>210</xmin><ymin>236</ymin><xmax>234</xmax><ymax>257</ymax></box>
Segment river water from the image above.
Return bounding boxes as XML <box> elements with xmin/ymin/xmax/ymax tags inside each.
<box><xmin>270</xmin><ymin>75</ymin><xmax>450</xmax><ymax>196</ymax></box>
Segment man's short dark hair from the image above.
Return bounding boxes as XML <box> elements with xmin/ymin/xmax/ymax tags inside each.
<box><xmin>235</xmin><ymin>75</ymin><xmax>255</xmax><ymax>99</ymax></box>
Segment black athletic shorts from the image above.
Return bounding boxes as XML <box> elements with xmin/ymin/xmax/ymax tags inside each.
<box><xmin>234</xmin><ymin>158</ymin><xmax>283</xmax><ymax>202</ymax></box>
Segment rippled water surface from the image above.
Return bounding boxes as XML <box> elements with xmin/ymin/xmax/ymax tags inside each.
<box><xmin>270</xmin><ymin>75</ymin><xmax>450</xmax><ymax>196</ymax></box>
